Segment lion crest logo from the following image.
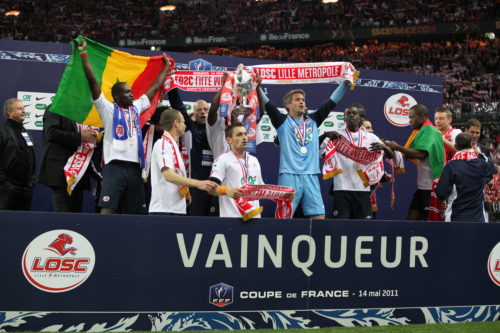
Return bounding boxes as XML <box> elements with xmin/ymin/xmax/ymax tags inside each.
<box><xmin>396</xmin><ymin>95</ymin><xmax>410</xmax><ymax>108</ymax></box>
<box><xmin>47</xmin><ymin>233</ymin><xmax>77</xmax><ymax>256</ymax></box>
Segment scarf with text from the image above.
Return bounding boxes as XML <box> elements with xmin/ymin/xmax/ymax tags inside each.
<box><xmin>162</xmin><ymin>132</ymin><xmax>191</xmax><ymax>200</ymax></box>
<box><xmin>249</xmin><ymin>62</ymin><xmax>359</xmax><ymax>89</ymax></box>
<box><xmin>322</xmin><ymin>134</ymin><xmax>384</xmax><ymax>187</ymax></box>
<box><xmin>112</xmin><ymin>103</ymin><xmax>146</xmax><ymax>170</ymax></box>
<box><xmin>63</xmin><ymin>124</ymin><xmax>103</xmax><ymax>195</ymax></box>
<box><xmin>235</xmin><ymin>184</ymin><xmax>295</xmax><ymax>221</ymax></box>
<box><xmin>160</xmin><ymin>63</ymin><xmax>359</xmax><ymax>93</ymax></box>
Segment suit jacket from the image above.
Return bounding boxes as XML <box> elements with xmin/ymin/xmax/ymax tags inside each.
<box><xmin>478</xmin><ymin>143</ymin><xmax>491</xmax><ymax>158</ymax></box>
<box><xmin>37</xmin><ymin>108</ymin><xmax>92</xmax><ymax>189</ymax></box>
<box><xmin>0</xmin><ymin>120</ymin><xmax>36</xmax><ymax>186</ymax></box>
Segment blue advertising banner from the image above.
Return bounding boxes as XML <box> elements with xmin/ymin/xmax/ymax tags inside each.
<box><xmin>1</xmin><ymin>211</ymin><xmax>500</xmax><ymax>331</ymax></box>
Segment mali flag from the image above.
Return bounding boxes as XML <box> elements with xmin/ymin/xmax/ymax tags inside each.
<box><xmin>51</xmin><ymin>36</ymin><xmax>167</xmax><ymax>127</ymax></box>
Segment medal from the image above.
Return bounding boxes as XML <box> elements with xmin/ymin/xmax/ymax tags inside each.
<box><xmin>353</xmin><ymin>162</ymin><xmax>360</xmax><ymax>169</ymax></box>
<box><xmin>128</xmin><ymin>137</ymin><xmax>135</xmax><ymax>146</ymax></box>
<box><xmin>290</xmin><ymin>115</ymin><xmax>308</xmax><ymax>155</ymax></box>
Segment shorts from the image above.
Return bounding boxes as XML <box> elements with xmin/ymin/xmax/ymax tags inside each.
<box><xmin>99</xmin><ymin>160</ymin><xmax>146</xmax><ymax>214</ymax></box>
<box><xmin>409</xmin><ymin>189</ymin><xmax>431</xmax><ymax>221</ymax></box>
<box><xmin>279</xmin><ymin>173</ymin><xmax>325</xmax><ymax>217</ymax></box>
<box><xmin>332</xmin><ymin>191</ymin><xmax>372</xmax><ymax>220</ymax></box>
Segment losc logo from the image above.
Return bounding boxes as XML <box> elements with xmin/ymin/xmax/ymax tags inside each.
<box><xmin>488</xmin><ymin>242</ymin><xmax>500</xmax><ymax>286</ymax></box>
<box><xmin>116</xmin><ymin>125</ymin><xmax>125</xmax><ymax>137</ymax></box>
<box><xmin>35</xmin><ymin>104</ymin><xmax>47</xmax><ymax>110</ymax></box>
<box><xmin>221</xmin><ymin>93</ymin><xmax>231</xmax><ymax>102</ymax></box>
<box><xmin>261</xmin><ymin>126</ymin><xmax>271</xmax><ymax>132</ymax></box>
<box><xmin>22</xmin><ymin>95</ymin><xmax>31</xmax><ymax>101</ymax></box>
<box><xmin>22</xmin><ymin>230</ymin><xmax>95</xmax><ymax>292</ymax></box>
<box><xmin>324</xmin><ymin>121</ymin><xmax>333</xmax><ymax>127</ymax></box>
<box><xmin>209</xmin><ymin>282</ymin><xmax>233</xmax><ymax>307</ymax></box>
<box><xmin>384</xmin><ymin>93</ymin><xmax>417</xmax><ymax>127</ymax></box>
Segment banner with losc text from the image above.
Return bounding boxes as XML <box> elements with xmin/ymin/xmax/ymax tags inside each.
<box><xmin>1</xmin><ymin>211</ymin><xmax>500</xmax><ymax>312</ymax></box>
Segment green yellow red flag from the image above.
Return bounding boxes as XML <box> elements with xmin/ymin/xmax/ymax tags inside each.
<box><xmin>50</xmin><ymin>36</ymin><xmax>166</xmax><ymax>127</ymax></box>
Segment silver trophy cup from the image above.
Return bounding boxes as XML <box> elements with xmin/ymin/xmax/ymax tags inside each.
<box><xmin>233</xmin><ymin>68</ymin><xmax>257</xmax><ymax>116</ymax></box>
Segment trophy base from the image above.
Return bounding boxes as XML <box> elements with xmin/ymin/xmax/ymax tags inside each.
<box><xmin>233</xmin><ymin>105</ymin><xmax>253</xmax><ymax>116</ymax></box>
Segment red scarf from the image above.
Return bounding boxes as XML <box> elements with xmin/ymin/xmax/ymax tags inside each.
<box><xmin>235</xmin><ymin>184</ymin><xmax>294</xmax><ymax>221</ymax></box>
<box><xmin>162</xmin><ymin>133</ymin><xmax>191</xmax><ymax>200</ymax></box>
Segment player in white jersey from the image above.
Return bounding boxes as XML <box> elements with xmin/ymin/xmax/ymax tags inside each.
<box><xmin>209</xmin><ymin>122</ymin><xmax>262</xmax><ymax>218</ymax></box>
<box><xmin>322</xmin><ymin>106</ymin><xmax>393</xmax><ymax>219</ymax></box>
<box><xmin>149</xmin><ymin>109</ymin><xmax>218</xmax><ymax>215</ymax></box>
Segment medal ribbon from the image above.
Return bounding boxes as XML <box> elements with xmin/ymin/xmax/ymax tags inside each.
<box><xmin>123</xmin><ymin>107</ymin><xmax>135</xmax><ymax>140</ymax></box>
<box><xmin>233</xmin><ymin>151</ymin><xmax>249</xmax><ymax>184</ymax></box>
<box><xmin>345</xmin><ymin>129</ymin><xmax>362</xmax><ymax>147</ymax></box>
<box><xmin>290</xmin><ymin>116</ymin><xmax>307</xmax><ymax>150</ymax></box>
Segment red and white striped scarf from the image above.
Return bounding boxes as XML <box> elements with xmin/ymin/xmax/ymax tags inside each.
<box><xmin>63</xmin><ymin>124</ymin><xmax>102</xmax><ymax>195</ymax></box>
<box><xmin>322</xmin><ymin>135</ymin><xmax>384</xmax><ymax>187</ymax></box>
<box><xmin>235</xmin><ymin>184</ymin><xmax>294</xmax><ymax>221</ymax></box>
<box><xmin>162</xmin><ymin>132</ymin><xmax>191</xmax><ymax>200</ymax></box>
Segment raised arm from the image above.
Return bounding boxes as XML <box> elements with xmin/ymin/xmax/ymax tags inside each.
<box><xmin>167</xmin><ymin>88</ymin><xmax>193</xmax><ymax>132</ymax></box>
<box><xmin>208</xmin><ymin>73</ymin><xmax>229</xmax><ymax>126</ymax></box>
<box><xmin>144</xmin><ymin>54</ymin><xmax>171</xmax><ymax>101</ymax></box>
<box><xmin>309</xmin><ymin>81</ymin><xmax>349</xmax><ymax>125</ymax></box>
<box><xmin>255</xmin><ymin>74</ymin><xmax>264</xmax><ymax>124</ymax></box>
<box><xmin>260</xmin><ymin>88</ymin><xmax>287</xmax><ymax>129</ymax></box>
<box><xmin>76</xmin><ymin>40</ymin><xmax>101</xmax><ymax>100</ymax></box>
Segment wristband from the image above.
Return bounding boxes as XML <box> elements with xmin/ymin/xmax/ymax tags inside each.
<box><xmin>80</xmin><ymin>52</ymin><xmax>88</xmax><ymax>57</ymax></box>
<box><xmin>219</xmin><ymin>186</ymin><xmax>228</xmax><ymax>196</ymax></box>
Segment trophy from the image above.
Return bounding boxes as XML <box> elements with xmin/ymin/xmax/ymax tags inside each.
<box><xmin>232</xmin><ymin>67</ymin><xmax>257</xmax><ymax>116</ymax></box>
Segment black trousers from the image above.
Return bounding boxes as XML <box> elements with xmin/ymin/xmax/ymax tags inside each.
<box><xmin>190</xmin><ymin>187</ymin><xmax>220</xmax><ymax>216</ymax></box>
<box><xmin>0</xmin><ymin>180</ymin><xmax>33</xmax><ymax>211</ymax></box>
<box><xmin>51</xmin><ymin>181</ymin><xmax>85</xmax><ymax>213</ymax></box>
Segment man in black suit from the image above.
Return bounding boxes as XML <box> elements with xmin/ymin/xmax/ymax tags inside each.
<box><xmin>37</xmin><ymin>105</ymin><xmax>99</xmax><ymax>212</ymax></box>
<box><xmin>465</xmin><ymin>118</ymin><xmax>490</xmax><ymax>158</ymax></box>
<box><xmin>0</xmin><ymin>98</ymin><xmax>36</xmax><ymax>211</ymax></box>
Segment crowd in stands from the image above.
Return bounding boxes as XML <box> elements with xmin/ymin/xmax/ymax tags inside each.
<box><xmin>1</xmin><ymin>0</ymin><xmax>500</xmax><ymax>41</ymax></box>
<box><xmin>192</xmin><ymin>36</ymin><xmax>500</xmax><ymax>108</ymax></box>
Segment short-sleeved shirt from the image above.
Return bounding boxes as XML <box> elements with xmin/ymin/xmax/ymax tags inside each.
<box><xmin>92</xmin><ymin>93</ymin><xmax>150</xmax><ymax>164</ymax></box>
<box><xmin>149</xmin><ymin>133</ymin><xmax>186</xmax><ymax>214</ymax></box>
<box><xmin>210</xmin><ymin>152</ymin><xmax>263</xmax><ymax>218</ymax></box>
<box><xmin>322</xmin><ymin>129</ymin><xmax>381</xmax><ymax>192</ymax></box>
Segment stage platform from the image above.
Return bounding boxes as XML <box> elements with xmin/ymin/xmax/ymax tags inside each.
<box><xmin>1</xmin><ymin>211</ymin><xmax>499</xmax><ymax>331</ymax></box>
